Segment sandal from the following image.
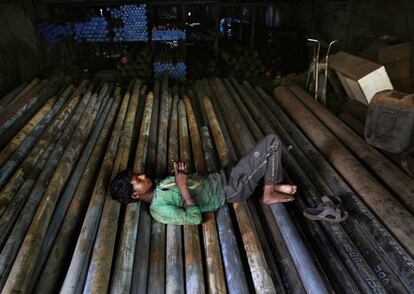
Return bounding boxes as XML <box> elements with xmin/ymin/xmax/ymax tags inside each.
<box><xmin>303</xmin><ymin>196</ymin><xmax>348</xmax><ymax>223</ymax></box>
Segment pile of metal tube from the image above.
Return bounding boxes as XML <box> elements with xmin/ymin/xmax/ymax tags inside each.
<box><xmin>153</xmin><ymin>45</ymin><xmax>186</xmax><ymax>80</ymax></box>
<box><xmin>116</xmin><ymin>45</ymin><xmax>152</xmax><ymax>79</ymax></box>
<box><xmin>0</xmin><ymin>74</ymin><xmax>413</xmax><ymax>294</ymax></box>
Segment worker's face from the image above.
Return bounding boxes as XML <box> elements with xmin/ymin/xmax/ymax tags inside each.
<box><xmin>130</xmin><ymin>173</ymin><xmax>153</xmax><ymax>199</ymax></box>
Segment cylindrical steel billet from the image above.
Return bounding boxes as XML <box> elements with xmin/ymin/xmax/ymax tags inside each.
<box><xmin>34</xmin><ymin>95</ymin><xmax>118</xmax><ymax>294</ymax></box>
<box><xmin>200</xmin><ymin>126</ymin><xmax>228</xmax><ymax>294</ymax></box>
<box><xmin>165</xmin><ymin>93</ymin><xmax>185</xmax><ymax>294</ymax></box>
<box><xmin>2</xmin><ymin>88</ymin><xmax>101</xmax><ymax>293</ymax></box>
<box><xmin>289</xmin><ymin>85</ymin><xmax>414</xmax><ymax>214</ymax></box>
<box><xmin>0</xmin><ymin>96</ymin><xmax>56</xmax><ymax>167</ymax></box>
<box><xmin>85</xmin><ymin>83</ymin><xmax>138</xmax><ymax>294</ymax></box>
<box><xmin>0</xmin><ymin>79</ymin><xmax>48</xmax><ymax>126</ymax></box>
<box><xmin>0</xmin><ymin>86</ymin><xmax>75</xmax><ymax>214</ymax></box>
<box><xmin>273</xmin><ymin>86</ymin><xmax>414</xmax><ymax>256</ymax></box>
<box><xmin>0</xmin><ymin>82</ymin><xmax>28</xmax><ymax>112</ymax></box>
<box><xmin>146</xmin><ymin>80</ymin><xmax>160</xmax><ymax>174</ymax></box>
<box><xmin>255</xmin><ymin>85</ymin><xmax>414</xmax><ymax>290</ymax></box>
<box><xmin>0</xmin><ymin>79</ymin><xmax>38</xmax><ymax>115</ymax></box>
<box><xmin>0</xmin><ymin>84</ymin><xmax>74</xmax><ymax>189</ymax></box>
<box><xmin>178</xmin><ymin>99</ymin><xmax>206</xmax><ymax>294</ymax></box>
<box><xmin>61</xmin><ymin>87</ymin><xmax>127</xmax><ymax>293</ymax></box>
<box><xmin>201</xmin><ymin>96</ymin><xmax>249</xmax><ymax>294</ymax></box>
<box><xmin>110</xmin><ymin>80</ymin><xmax>146</xmax><ymax>294</ymax></box>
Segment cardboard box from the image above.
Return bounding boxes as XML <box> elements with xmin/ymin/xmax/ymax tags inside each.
<box><xmin>330</xmin><ymin>52</ymin><xmax>393</xmax><ymax>104</ymax></box>
<box><xmin>378</xmin><ymin>42</ymin><xmax>412</xmax><ymax>64</ymax></box>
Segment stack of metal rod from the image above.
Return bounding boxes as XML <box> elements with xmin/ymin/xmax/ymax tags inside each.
<box><xmin>116</xmin><ymin>46</ymin><xmax>152</xmax><ymax>79</ymax></box>
<box><xmin>153</xmin><ymin>45</ymin><xmax>186</xmax><ymax>80</ymax></box>
<box><xmin>1</xmin><ymin>74</ymin><xmax>413</xmax><ymax>294</ymax></box>
<box><xmin>217</xmin><ymin>42</ymin><xmax>265</xmax><ymax>79</ymax></box>
<box><xmin>187</xmin><ymin>45</ymin><xmax>217</xmax><ymax>80</ymax></box>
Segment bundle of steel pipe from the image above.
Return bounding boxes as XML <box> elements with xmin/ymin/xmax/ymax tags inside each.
<box><xmin>217</xmin><ymin>42</ymin><xmax>265</xmax><ymax>79</ymax></box>
<box><xmin>1</xmin><ymin>74</ymin><xmax>413</xmax><ymax>293</ymax></box>
<box><xmin>153</xmin><ymin>44</ymin><xmax>186</xmax><ymax>80</ymax></box>
<box><xmin>116</xmin><ymin>45</ymin><xmax>152</xmax><ymax>79</ymax></box>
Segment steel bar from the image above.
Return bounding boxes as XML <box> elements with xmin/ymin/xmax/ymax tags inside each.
<box><xmin>34</xmin><ymin>94</ymin><xmax>118</xmax><ymax>294</ymax></box>
<box><xmin>0</xmin><ymin>79</ymin><xmax>48</xmax><ymax>126</ymax></box>
<box><xmin>178</xmin><ymin>98</ymin><xmax>206</xmax><ymax>293</ymax></box>
<box><xmin>255</xmin><ymin>86</ymin><xmax>414</xmax><ymax>290</ymax></box>
<box><xmin>200</xmin><ymin>126</ymin><xmax>228</xmax><ymax>294</ymax></box>
<box><xmin>209</xmin><ymin>78</ymin><xmax>279</xmax><ymax>293</ymax></box>
<box><xmin>0</xmin><ymin>84</ymin><xmax>75</xmax><ymax>189</ymax></box>
<box><xmin>289</xmin><ymin>85</ymin><xmax>414</xmax><ymax>214</ymax></box>
<box><xmin>0</xmin><ymin>82</ymin><xmax>28</xmax><ymax>113</ymax></box>
<box><xmin>0</xmin><ymin>86</ymin><xmax>92</xmax><ymax>289</ymax></box>
<box><xmin>185</xmin><ymin>95</ymin><xmax>228</xmax><ymax>293</ymax></box>
<box><xmin>165</xmin><ymin>89</ymin><xmax>184</xmax><ymax>294</ymax></box>
<box><xmin>201</xmin><ymin>96</ymin><xmax>249</xmax><ymax>294</ymax></box>
<box><xmin>60</xmin><ymin>87</ymin><xmax>127</xmax><ymax>293</ymax></box>
<box><xmin>0</xmin><ymin>96</ymin><xmax>56</xmax><ymax>167</ymax></box>
<box><xmin>84</xmin><ymin>82</ymin><xmax>138</xmax><ymax>293</ymax></box>
<box><xmin>273</xmin><ymin>85</ymin><xmax>414</xmax><ymax>256</ymax></box>
<box><xmin>110</xmin><ymin>80</ymin><xmax>144</xmax><ymax>294</ymax></box>
<box><xmin>130</xmin><ymin>91</ymin><xmax>154</xmax><ymax>294</ymax></box>
<box><xmin>0</xmin><ymin>85</ymin><xmax>76</xmax><ymax>217</ymax></box>
<box><xmin>2</xmin><ymin>86</ymin><xmax>101</xmax><ymax>293</ymax></box>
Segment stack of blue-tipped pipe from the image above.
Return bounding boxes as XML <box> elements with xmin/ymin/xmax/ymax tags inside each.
<box><xmin>152</xmin><ymin>28</ymin><xmax>186</xmax><ymax>41</ymax></box>
<box><xmin>36</xmin><ymin>23</ymin><xmax>73</xmax><ymax>44</ymax></box>
<box><xmin>153</xmin><ymin>45</ymin><xmax>186</xmax><ymax>80</ymax></box>
<box><xmin>109</xmin><ymin>4</ymin><xmax>148</xmax><ymax>42</ymax></box>
<box><xmin>73</xmin><ymin>17</ymin><xmax>109</xmax><ymax>43</ymax></box>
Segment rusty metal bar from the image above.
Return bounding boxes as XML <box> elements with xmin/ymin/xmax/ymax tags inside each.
<box><xmin>110</xmin><ymin>81</ymin><xmax>145</xmax><ymax>294</ymax></box>
<box><xmin>201</xmin><ymin>96</ymin><xmax>249</xmax><ymax>294</ymax></box>
<box><xmin>0</xmin><ymin>85</ymin><xmax>76</xmax><ymax>219</ymax></box>
<box><xmin>165</xmin><ymin>88</ymin><xmax>184</xmax><ymax>294</ymax></box>
<box><xmin>255</xmin><ymin>85</ymin><xmax>414</xmax><ymax>291</ymax></box>
<box><xmin>199</xmin><ymin>126</ymin><xmax>228</xmax><ymax>294</ymax></box>
<box><xmin>0</xmin><ymin>79</ymin><xmax>48</xmax><ymax>126</ymax></box>
<box><xmin>241</xmin><ymin>80</ymin><xmax>382</xmax><ymax>292</ymax></box>
<box><xmin>178</xmin><ymin>98</ymin><xmax>206</xmax><ymax>293</ymax></box>
<box><xmin>33</xmin><ymin>94</ymin><xmax>119</xmax><ymax>294</ymax></box>
<box><xmin>0</xmin><ymin>84</ymin><xmax>75</xmax><ymax>189</ymax></box>
<box><xmin>0</xmin><ymin>82</ymin><xmax>29</xmax><ymax>113</ymax></box>
<box><xmin>0</xmin><ymin>96</ymin><xmax>56</xmax><ymax>167</ymax></box>
<box><xmin>208</xmin><ymin>78</ymin><xmax>278</xmax><ymax>293</ymax></box>
<box><xmin>148</xmin><ymin>75</ymin><xmax>170</xmax><ymax>294</ymax></box>
<box><xmin>185</xmin><ymin>95</ymin><xmax>228</xmax><ymax>293</ymax></box>
<box><xmin>289</xmin><ymin>85</ymin><xmax>414</xmax><ymax>214</ymax></box>
<box><xmin>84</xmin><ymin>81</ymin><xmax>139</xmax><ymax>293</ymax></box>
<box><xmin>1</xmin><ymin>86</ymin><xmax>100</xmax><ymax>293</ymax></box>
<box><xmin>60</xmin><ymin>87</ymin><xmax>127</xmax><ymax>293</ymax></box>
<box><xmin>273</xmin><ymin>85</ymin><xmax>414</xmax><ymax>257</ymax></box>
<box><xmin>129</xmin><ymin>91</ymin><xmax>154</xmax><ymax>294</ymax></box>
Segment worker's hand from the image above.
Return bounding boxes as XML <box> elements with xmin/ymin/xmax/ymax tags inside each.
<box><xmin>173</xmin><ymin>161</ymin><xmax>188</xmax><ymax>188</ymax></box>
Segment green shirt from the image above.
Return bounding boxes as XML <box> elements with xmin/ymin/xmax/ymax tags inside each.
<box><xmin>150</xmin><ymin>172</ymin><xmax>226</xmax><ymax>225</ymax></box>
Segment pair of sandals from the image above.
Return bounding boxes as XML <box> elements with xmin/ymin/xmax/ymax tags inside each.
<box><xmin>303</xmin><ymin>195</ymin><xmax>348</xmax><ymax>223</ymax></box>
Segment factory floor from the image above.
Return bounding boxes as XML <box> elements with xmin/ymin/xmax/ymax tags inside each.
<box><xmin>0</xmin><ymin>76</ymin><xmax>413</xmax><ymax>293</ymax></box>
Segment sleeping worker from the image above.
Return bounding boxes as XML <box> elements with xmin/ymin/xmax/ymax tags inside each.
<box><xmin>110</xmin><ymin>134</ymin><xmax>297</xmax><ymax>225</ymax></box>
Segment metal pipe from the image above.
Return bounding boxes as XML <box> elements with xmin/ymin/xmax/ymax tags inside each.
<box><xmin>131</xmin><ymin>91</ymin><xmax>155</xmax><ymax>294</ymax></box>
<box><xmin>178</xmin><ymin>99</ymin><xmax>206</xmax><ymax>293</ymax></box>
<box><xmin>2</xmin><ymin>87</ymin><xmax>99</xmax><ymax>293</ymax></box>
<box><xmin>34</xmin><ymin>94</ymin><xmax>118</xmax><ymax>294</ymax></box>
<box><xmin>84</xmin><ymin>81</ymin><xmax>139</xmax><ymax>293</ymax></box>
<box><xmin>166</xmin><ymin>92</ymin><xmax>184</xmax><ymax>294</ymax></box>
<box><xmin>60</xmin><ymin>87</ymin><xmax>128</xmax><ymax>293</ymax></box>
<box><xmin>322</xmin><ymin>40</ymin><xmax>337</xmax><ymax>105</ymax></box>
<box><xmin>255</xmin><ymin>85</ymin><xmax>414</xmax><ymax>290</ymax></box>
<box><xmin>274</xmin><ymin>85</ymin><xmax>414</xmax><ymax>257</ymax></box>
<box><xmin>289</xmin><ymin>85</ymin><xmax>414</xmax><ymax>214</ymax></box>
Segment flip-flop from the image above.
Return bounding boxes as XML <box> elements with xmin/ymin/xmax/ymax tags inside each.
<box><xmin>303</xmin><ymin>196</ymin><xmax>348</xmax><ymax>223</ymax></box>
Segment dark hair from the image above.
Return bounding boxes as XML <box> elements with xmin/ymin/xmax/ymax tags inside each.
<box><xmin>110</xmin><ymin>168</ymin><xmax>137</xmax><ymax>204</ymax></box>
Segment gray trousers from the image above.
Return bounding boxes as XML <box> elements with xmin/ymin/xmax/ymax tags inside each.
<box><xmin>221</xmin><ymin>134</ymin><xmax>283</xmax><ymax>203</ymax></box>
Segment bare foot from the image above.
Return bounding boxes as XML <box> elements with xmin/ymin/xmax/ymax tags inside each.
<box><xmin>273</xmin><ymin>184</ymin><xmax>297</xmax><ymax>195</ymax></box>
<box><xmin>262</xmin><ymin>185</ymin><xmax>295</xmax><ymax>204</ymax></box>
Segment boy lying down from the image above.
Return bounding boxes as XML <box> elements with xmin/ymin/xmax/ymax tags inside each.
<box><xmin>110</xmin><ymin>134</ymin><xmax>297</xmax><ymax>225</ymax></box>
